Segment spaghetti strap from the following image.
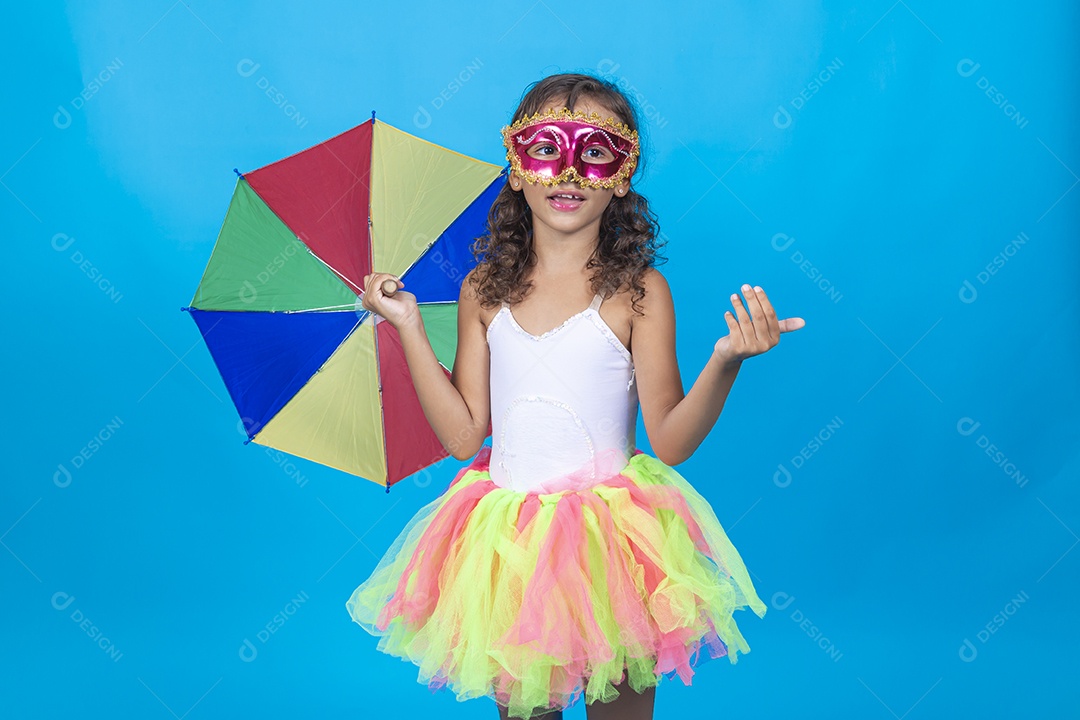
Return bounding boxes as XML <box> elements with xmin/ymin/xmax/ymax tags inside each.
<box><xmin>588</xmin><ymin>293</ymin><xmax>603</xmax><ymax>312</ymax></box>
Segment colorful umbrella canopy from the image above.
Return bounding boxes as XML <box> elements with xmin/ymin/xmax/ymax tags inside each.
<box><xmin>184</xmin><ymin>115</ymin><xmax>502</xmax><ymax>490</ymax></box>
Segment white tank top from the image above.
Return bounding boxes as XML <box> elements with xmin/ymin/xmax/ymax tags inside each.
<box><xmin>486</xmin><ymin>292</ymin><xmax>638</xmax><ymax>492</ymax></box>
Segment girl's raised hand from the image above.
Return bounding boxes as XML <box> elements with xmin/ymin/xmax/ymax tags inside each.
<box><xmin>360</xmin><ymin>272</ymin><xmax>418</xmax><ymax>330</ymax></box>
<box><xmin>714</xmin><ymin>284</ymin><xmax>805</xmax><ymax>367</ymax></box>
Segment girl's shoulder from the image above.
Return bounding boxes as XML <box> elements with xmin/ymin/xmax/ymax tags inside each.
<box><xmin>629</xmin><ymin>266</ymin><xmax>672</xmax><ymax>317</ymax></box>
<box><xmin>459</xmin><ymin>266</ymin><xmax>503</xmax><ymax>335</ymax></box>
<box><xmin>639</xmin><ymin>266</ymin><xmax>668</xmax><ymax>292</ymax></box>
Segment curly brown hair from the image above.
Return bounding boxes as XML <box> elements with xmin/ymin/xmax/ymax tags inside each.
<box><xmin>467</xmin><ymin>72</ymin><xmax>667</xmax><ymax>317</ymax></box>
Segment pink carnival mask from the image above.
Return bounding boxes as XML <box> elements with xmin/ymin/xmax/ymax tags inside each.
<box><xmin>501</xmin><ymin>108</ymin><xmax>640</xmax><ymax>190</ymax></box>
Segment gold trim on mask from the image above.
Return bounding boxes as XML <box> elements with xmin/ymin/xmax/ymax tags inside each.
<box><xmin>501</xmin><ymin>108</ymin><xmax>641</xmax><ymax>190</ymax></box>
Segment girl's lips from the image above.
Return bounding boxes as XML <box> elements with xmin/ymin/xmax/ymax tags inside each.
<box><xmin>547</xmin><ymin>193</ymin><xmax>584</xmax><ymax>212</ymax></box>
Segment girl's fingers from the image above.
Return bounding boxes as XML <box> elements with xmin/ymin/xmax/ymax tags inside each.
<box><xmin>725</xmin><ymin>291</ymin><xmax>751</xmax><ymax>358</ymax></box>
<box><xmin>740</xmin><ymin>284</ymin><xmax>769</xmax><ymax>344</ymax></box>
<box><xmin>723</xmin><ymin>284</ymin><xmax>802</xmax><ymax>360</ymax></box>
<box><xmin>729</xmin><ymin>291</ymin><xmax>752</xmax><ymax>345</ymax></box>
<box><xmin>723</xmin><ymin>306</ymin><xmax>741</xmax><ymax>335</ymax></box>
<box><xmin>361</xmin><ymin>272</ymin><xmax>399</xmax><ymax>313</ymax></box>
<box><xmin>779</xmin><ymin>317</ymin><xmax>807</xmax><ymax>333</ymax></box>
<box><xmin>752</xmin><ymin>286</ymin><xmax>781</xmax><ymax>342</ymax></box>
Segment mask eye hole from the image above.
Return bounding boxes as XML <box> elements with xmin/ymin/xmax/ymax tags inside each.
<box><xmin>525</xmin><ymin>142</ymin><xmax>560</xmax><ymax>160</ymax></box>
<box><xmin>581</xmin><ymin>143</ymin><xmax>616</xmax><ymax>164</ymax></box>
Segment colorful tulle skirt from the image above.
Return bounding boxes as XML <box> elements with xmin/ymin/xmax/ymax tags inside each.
<box><xmin>346</xmin><ymin>445</ymin><xmax>767</xmax><ymax>719</ymax></box>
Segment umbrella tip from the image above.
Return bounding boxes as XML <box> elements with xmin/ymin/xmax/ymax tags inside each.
<box><xmin>233</xmin><ymin>167</ymin><xmax>244</xmax><ymax>178</ymax></box>
<box><xmin>371</xmin><ymin>110</ymin><xmax>376</xmax><ymax>122</ymax></box>
<box><xmin>385</xmin><ymin>481</ymin><xmax>390</xmax><ymax>494</ymax></box>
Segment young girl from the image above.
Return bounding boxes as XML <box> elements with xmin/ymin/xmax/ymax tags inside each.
<box><xmin>349</xmin><ymin>72</ymin><xmax>805</xmax><ymax>719</ymax></box>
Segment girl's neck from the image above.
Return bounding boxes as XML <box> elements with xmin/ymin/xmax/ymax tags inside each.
<box><xmin>530</xmin><ymin>222</ymin><xmax>600</xmax><ymax>277</ymax></box>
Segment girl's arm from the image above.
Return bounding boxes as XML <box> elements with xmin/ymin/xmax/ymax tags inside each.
<box><xmin>632</xmin><ymin>269</ymin><xmax>799</xmax><ymax>466</ymax></box>
<box><xmin>362</xmin><ymin>270</ymin><xmax>491</xmax><ymax>461</ymax></box>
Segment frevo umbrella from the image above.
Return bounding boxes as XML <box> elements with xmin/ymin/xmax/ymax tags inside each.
<box><xmin>183</xmin><ymin>114</ymin><xmax>502</xmax><ymax>490</ymax></box>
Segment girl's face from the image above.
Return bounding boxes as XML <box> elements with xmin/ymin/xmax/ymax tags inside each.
<box><xmin>508</xmin><ymin>96</ymin><xmax>632</xmax><ymax>236</ymax></box>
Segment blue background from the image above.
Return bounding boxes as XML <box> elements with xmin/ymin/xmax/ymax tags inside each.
<box><xmin>4</xmin><ymin>1</ymin><xmax>1078</xmax><ymax>717</ymax></box>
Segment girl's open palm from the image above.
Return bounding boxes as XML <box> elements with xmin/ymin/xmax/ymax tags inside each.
<box><xmin>714</xmin><ymin>284</ymin><xmax>805</xmax><ymax>366</ymax></box>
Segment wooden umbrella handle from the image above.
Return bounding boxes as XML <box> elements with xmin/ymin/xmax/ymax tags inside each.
<box><xmin>381</xmin><ymin>278</ymin><xmax>399</xmax><ymax>296</ymax></box>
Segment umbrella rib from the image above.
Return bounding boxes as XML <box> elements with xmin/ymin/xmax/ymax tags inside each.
<box><xmin>305</xmin><ymin>248</ymin><xmax>364</xmax><ymax>295</ymax></box>
<box><xmin>290</xmin><ymin>304</ymin><xmax>358</xmax><ymax>313</ymax></box>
